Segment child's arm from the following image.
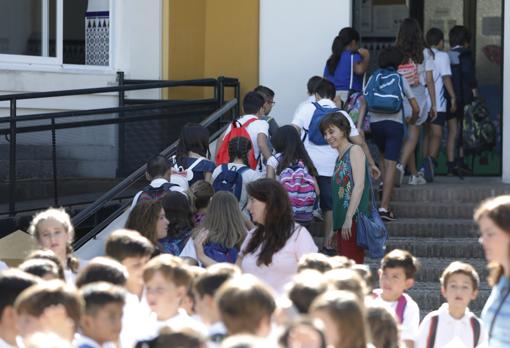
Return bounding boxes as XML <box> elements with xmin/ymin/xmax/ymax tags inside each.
<box><xmin>203</xmin><ymin>171</ymin><xmax>212</xmax><ymax>183</ymax></box>
<box><xmin>442</xmin><ymin>75</ymin><xmax>457</xmax><ymax>113</ymax></box>
<box><xmin>406</xmin><ymin>98</ymin><xmax>420</xmax><ymax>125</ymax></box>
<box><xmin>266</xmin><ymin>165</ymin><xmax>276</xmax><ymax>179</ymax></box>
<box><xmin>354</xmin><ymin>48</ymin><xmax>370</xmax><ymax>74</ymax></box>
<box><xmin>257</xmin><ymin>133</ymin><xmax>272</xmax><ymax>161</ymax></box>
<box><xmin>356</xmin><ymin>97</ymin><xmax>367</xmax><ymax>131</ymax></box>
<box><xmin>425</xmin><ymin>70</ymin><xmax>437</xmax><ymax>120</ymax></box>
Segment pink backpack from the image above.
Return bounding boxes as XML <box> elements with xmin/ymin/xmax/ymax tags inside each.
<box><xmin>398</xmin><ymin>59</ymin><xmax>419</xmax><ymax>87</ymax></box>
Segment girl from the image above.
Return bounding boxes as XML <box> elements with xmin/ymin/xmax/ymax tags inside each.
<box><xmin>366</xmin><ymin>305</ymin><xmax>403</xmax><ymax>348</ymax></box>
<box><xmin>125</xmin><ymin>199</ymin><xmax>169</xmax><ymax>255</ymax></box>
<box><xmin>159</xmin><ymin>191</ymin><xmax>194</xmax><ymax>255</ymax></box>
<box><xmin>320</xmin><ymin>112</ymin><xmax>369</xmax><ymax>264</ymax></box>
<box><xmin>238</xmin><ymin>178</ymin><xmax>317</xmax><ymax>294</ymax></box>
<box><xmin>28</xmin><ymin>207</ymin><xmax>81</xmax><ymax>283</ymax></box>
<box><xmin>475</xmin><ymin>196</ymin><xmax>510</xmax><ymax>348</ymax></box>
<box><xmin>172</xmin><ymin>123</ymin><xmax>216</xmax><ymax>186</ymax></box>
<box><xmin>212</xmin><ymin>136</ymin><xmax>263</xmax><ymax>217</ymax></box>
<box><xmin>324</xmin><ymin>27</ymin><xmax>370</xmax><ymax>105</ymax></box>
<box><xmin>180</xmin><ymin>191</ymin><xmax>248</xmax><ymax>266</ymax></box>
<box><xmin>310</xmin><ymin>290</ymin><xmax>370</xmax><ymax>348</ymax></box>
<box><xmin>189</xmin><ymin>180</ymin><xmax>214</xmax><ymax>226</ymax></box>
<box><xmin>395</xmin><ymin>18</ymin><xmax>437</xmax><ymax>186</ymax></box>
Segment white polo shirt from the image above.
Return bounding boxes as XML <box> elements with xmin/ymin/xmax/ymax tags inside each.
<box><xmin>130</xmin><ymin>178</ymin><xmax>187</xmax><ymax>209</ymax></box>
<box><xmin>223</xmin><ymin>114</ymin><xmax>269</xmax><ymax>161</ymax></box>
<box><xmin>291</xmin><ymin>98</ymin><xmax>358</xmax><ymax>177</ymax></box>
<box><xmin>430</xmin><ymin>48</ymin><xmax>452</xmax><ymax>112</ymax></box>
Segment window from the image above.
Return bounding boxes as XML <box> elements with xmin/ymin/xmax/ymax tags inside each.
<box><xmin>0</xmin><ymin>0</ymin><xmax>111</xmax><ymax>68</ymax></box>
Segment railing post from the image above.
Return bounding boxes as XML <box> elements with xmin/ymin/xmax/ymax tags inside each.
<box><xmin>8</xmin><ymin>98</ymin><xmax>16</xmax><ymax>216</ymax></box>
<box><xmin>117</xmin><ymin>71</ymin><xmax>125</xmax><ymax>177</ymax></box>
<box><xmin>234</xmin><ymin>80</ymin><xmax>240</xmax><ymax>117</ymax></box>
<box><xmin>51</xmin><ymin>117</ymin><xmax>59</xmax><ymax>206</ymax></box>
<box><xmin>217</xmin><ymin>76</ymin><xmax>224</xmax><ymax>108</ymax></box>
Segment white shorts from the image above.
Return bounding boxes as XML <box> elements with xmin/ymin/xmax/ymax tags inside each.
<box><xmin>403</xmin><ymin>85</ymin><xmax>431</xmax><ymax>126</ymax></box>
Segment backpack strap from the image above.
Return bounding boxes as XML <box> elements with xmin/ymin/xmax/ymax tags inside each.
<box><xmin>237</xmin><ymin>165</ymin><xmax>249</xmax><ymax>175</ymax></box>
<box><xmin>241</xmin><ymin>117</ymin><xmax>258</xmax><ymax>129</ymax></box>
<box><xmin>395</xmin><ymin>294</ymin><xmax>407</xmax><ymax>324</ymax></box>
<box><xmin>470</xmin><ymin>317</ymin><xmax>481</xmax><ymax>348</ymax></box>
<box><xmin>426</xmin><ymin>315</ymin><xmax>439</xmax><ymax>348</ymax></box>
<box><xmin>187</xmin><ymin>157</ymin><xmax>205</xmax><ymax>172</ymax></box>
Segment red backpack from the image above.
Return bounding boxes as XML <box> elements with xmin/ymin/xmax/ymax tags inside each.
<box><xmin>215</xmin><ymin>118</ymin><xmax>258</xmax><ymax>169</ymax></box>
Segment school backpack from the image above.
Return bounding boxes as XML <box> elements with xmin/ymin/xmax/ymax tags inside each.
<box><xmin>363</xmin><ymin>68</ymin><xmax>404</xmax><ymax>114</ymax></box>
<box><xmin>344</xmin><ymin>92</ymin><xmax>370</xmax><ymax>132</ymax></box>
<box><xmin>426</xmin><ymin>314</ymin><xmax>481</xmax><ymax>348</ymax></box>
<box><xmin>136</xmin><ymin>182</ymin><xmax>180</xmax><ymax>205</ymax></box>
<box><xmin>463</xmin><ymin>99</ymin><xmax>497</xmax><ymax>154</ymax></box>
<box><xmin>304</xmin><ymin>102</ymin><xmax>342</xmax><ymax>145</ymax></box>
<box><xmin>279</xmin><ymin>160</ymin><xmax>317</xmax><ymax>224</ymax></box>
<box><xmin>373</xmin><ymin>290</ymin><xmax>407</xmax><ymax>324</ymax></box>
<box><xmin>215</xmin><ymin>118</ymin><xmax>258</xmax><ymax>169</ymax></box>
<box><xmin>212</xmin><ymin>165</ymin><xmax>249</xmax><ymax>200</ymax></box>
<box><xmin>170</xmin><ymin>155</ymin><xmax>204</xmax><ymax>186</ymax></box>
<box><xmin>397</xmin><ymin>60</ymin><xmax>419</xmax><ymax>87</ymax></box>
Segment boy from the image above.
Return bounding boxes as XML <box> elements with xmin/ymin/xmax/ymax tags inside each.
<box><xmin>193</xmin><ymin>264</ymin><xmax>241</xmax><ymax>346</ymax></box>
<box><xmin>416</xmin><ymin>262</ymin><xmax>487</xmax><ymax>348</ymax></box>
<box><xmin>287</xmin><ymin>270</ymin><xmax>328</xmax><ymax>314</ymax></box>
<box><xmin>423</xmin><ymin>28</ymin><xmax>457</xmax><ymax>182</ymax></box>
<box><xmin>215</xmin><ymin>274</ymin><xmax>275</xmax><ymax>337</ymax></box>
<box><xmin>74</xmin><ymin>282</ymin><xmax>125</xmax><ymax>348</ymax></box>
<box><xmin>15</xmin><ymin>279</ymin><xmax>83</xmax><ymax>344</ymax></box>
<box><xmin>292</xmin><ymin>78</ymin><xmax>380</xmax><ymax>252</ymax></box>
<box><xmin>131</xmin><ymin>154</ymin><xmax>187</xmax><ymax>208</ymax></box>
<box><xmin>75</xmin><ymin>256</ymin><xmax>128</xmax><ymax>288</ymax></box>
<box><xmin>0</xmin><ymin>269</ymin><xmax>40</xmax><ymax>348</ymax></box>
<box><xmin>143</xmin><ymin>254</ymin><xmax>206</xmax><ymax>336</ymax></box>
<box><xmin>373</xmin><ymin>249</ymin><xmax>420</xmax><ymax>348</ymax></box>
<box><xmin>104</xmin><ymin>229</ymin><xmax>155</xmax><ymax>347</ymax></box>
<box><xmin>297</xmin><ymin>253</ymin><xmax>332</xmax><ymax>273</ymax></box>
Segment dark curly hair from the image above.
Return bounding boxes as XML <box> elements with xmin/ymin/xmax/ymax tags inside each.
<box><xmin>395</xmin><ymin>18</ymin><xmax>426</xmax><ymax>64</ymax></box>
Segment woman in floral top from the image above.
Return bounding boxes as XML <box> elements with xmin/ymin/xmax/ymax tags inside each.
<box><xmin>320</xmin><ymin>112</ymin><xmax>369</xmax><ymax>263</ymax></box>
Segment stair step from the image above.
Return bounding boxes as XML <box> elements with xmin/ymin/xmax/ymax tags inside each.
<box><xmin>387</xmin><ymin>218</ymin><xmax>477</xmax><ymax>238</ymax></box>
<box><xmin>391</xmin><ymin>202</ymin><xmax>477</xmax><ymax>219</ymax></box>
<box><xmin>386</xmin><ymin>238</ymin><xmax>484</xmax><ymax>258</ymax></box>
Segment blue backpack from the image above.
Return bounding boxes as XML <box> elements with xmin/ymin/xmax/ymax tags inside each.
<box><xmin>304</xmin><ymin>102</ymin><xmax>341</xmax><ymax>145</ymax></box>
<box><xmin>212</xmin><ymin>165</ymin><xmax>249</xmax><ymax>200</ymax></box>
<box><xmin>364</xmin><ymin>68</ymin><xmax>404</xmax><ymax>114</ymax></box>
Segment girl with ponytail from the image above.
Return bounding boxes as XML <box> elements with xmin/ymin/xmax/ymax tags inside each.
<box><xmin>324</xmin><ymin>27</ymin><xmax>369</xmax><ymax>105</ymax></box>
<box><xmin>28</xmin><ymin>207</ymin><xmax>81</xmax><ymax>284</ymax></box>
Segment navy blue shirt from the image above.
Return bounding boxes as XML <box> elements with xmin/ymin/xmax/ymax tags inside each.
<box><xmin>178</xmin><ymin>156</ymin><xmax>216</xmax><ymax>186</ymax></box>
<box><xmin>324</xmin><ymin>51</ymin><xmax>363</xmax><ymax>91</ymax></box>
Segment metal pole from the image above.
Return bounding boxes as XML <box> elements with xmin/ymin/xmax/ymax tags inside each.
<box><xmin>51</xmin><ymin>117</ymin><xmax>58</xmax><ymax>206</ymax></box>
<box><xmin>8</xmin><ymin>99</ymin><xmax>16</xmax><ymax>216</ymax></box>
<box><xmin>117</xmin><ymin>71</ymin><xmax>125</xmax><ymax>177</ymax></box>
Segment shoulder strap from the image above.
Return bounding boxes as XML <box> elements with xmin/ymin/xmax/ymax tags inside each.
<box><xmin>161</xmin><ymin>182</ymin><xmax>178</xmax><ymax>190</ymax></box>
<box><xmin>241</xmin><ymin>117</ymin><xmax>258</xmax><ymax>129</ymax></box>
<box><xmin>221</xmin><ymin>164</ymin><xmax>229</xmax><ymax>173</ymax></box>
<box><xmin>395</xmin><ymin>294</ymin><xmax>407</xmax><ymax>323</ymax></box>
<box><xmin>426</xmin><ymin>315</ymin><xmax>439</xmax><ymax>348</ymax></box>
<box><xmin>237</xmin><ymin>166</ymin><xmax>249</xmax><ymax>174</ymax></box>
<box><xmin>187</xmin><ymin>157</ymin><xmax>205</xmax><ymax>172</ymax></box>
<box><xmin>470</xmin><ymin>317</ymin><xmax>481</xmax><ymax>348</ymax></box>
<box><xmin>350</xmin><ymin>53</ymin><xmax>354</xmax><ymax>91</ymax></box>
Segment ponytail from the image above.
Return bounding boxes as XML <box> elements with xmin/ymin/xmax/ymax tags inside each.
<box><xmin>326</xmin><ymin>27</ymin><xmax>360</xmax><ymax>75</ymax></box>
<box><xmin>228</xmin><ymin>137</ymin><xmax>252</xmax><ymax>166</ymax></box>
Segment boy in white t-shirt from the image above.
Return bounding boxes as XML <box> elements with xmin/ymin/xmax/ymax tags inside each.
<box><xmin>372</xmin><ymin>249</ymin><xmax>420</xmax><ymax>348</ymax></box>
<box><xmin>422</xmin><ymin>28</ymin><xmax>457</xmax><ymax>183</ymax></box>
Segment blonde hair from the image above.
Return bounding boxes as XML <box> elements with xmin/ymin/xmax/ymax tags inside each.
<box><xmin>197</xmin><ymin>191</ymin><xmax>247</xmax><ymax>248</ymax></box>
<box><xmin>27</xmin><ymin>208</ymin><xmax>79</xmax><ymax>273</ymax></box>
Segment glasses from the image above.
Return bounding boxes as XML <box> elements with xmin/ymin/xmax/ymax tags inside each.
<box><xmin>267</xmin><ymin>100</ymin><xmax>276</xmax><ymax>105</ymax></box>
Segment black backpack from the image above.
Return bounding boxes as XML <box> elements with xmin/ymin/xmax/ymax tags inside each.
<box><xmin>212</xmin><ymin>165</ymin><xmax>249</xmax><ymax>200</ymax></box>
<box><xmin>463</xmin><ymin>99</ymin><xmax>497</xmax><ymax>154</ymax></box>
<box><xmin>136</xmin><ymin>182</ymin><xmax>179</xmax><ymax>205</ymax></box>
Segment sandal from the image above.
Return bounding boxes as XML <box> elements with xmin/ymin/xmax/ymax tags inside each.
<box><xmin>378</xmin><ymin>208</ymin><xmax>396</xmax><ymax>222</ymax></box>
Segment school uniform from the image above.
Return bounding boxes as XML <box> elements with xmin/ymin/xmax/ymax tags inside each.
<box><xmin>150</xmin><ymin>309</ymin><xmax>208</xmax><ymax>337</ymax></box>
<box><xmin>73</xmin><ymin>334</ymin><xmax>116</xmax><ymax>348</ymax></box>
<box><xmin>130</xmin><ymin>178</ymin><xmax>187</xmax><ymax>209</ymax></box>
<box><xmin>429</xmin><ymin>48</ymin><xmax>454</xmax><ymax>127</ymax></box>
<box><xmin>120</xmin><ymin>292</ymin><xmax>154</xmax><ymax>348</ymax></box>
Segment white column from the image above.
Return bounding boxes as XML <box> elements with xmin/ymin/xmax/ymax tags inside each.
<box><xmin>503</xmin><ymin>3</ymin><xmax>510</xmax><ymax>182</ymax></box>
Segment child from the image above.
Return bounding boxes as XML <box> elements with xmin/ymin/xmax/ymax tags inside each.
<box><xmin>0</xmin><ymin>269</ymin><xmax>40</xmax><ymax>347</ymax></box>
<box><xmin>125</xmin><ymin>199</ymin><xmax>169</xmax><ymax>253</ymax></box>
<box><xmin>15</xmin><ymin>280</ymin><xmax>83</xmax><ymax>343</ymax></box>
<box><xmin>75</xmin><ymin>256</ymin><xmax>128</xmax><ymax>288</ymax></box>
<box><xmin>366</xmin><ymin>305</ymin><xmax>403</xmax><ymax>348</ymax></box>
<box><xmin>75</xmin><ymin>282</ymin><xmax>126</xmax><ymax>348</ymax></box>
<box><xmin>287</xmin><ymin>270</ymin><xmax>328</xmax><ymax>314</ymax></box>
<box><xmin>143</xmin><ymin>254</ymin><xmax>205</xmax><ymax>336</ymax></box>
<box><xmin>423</xmin><ymin>27</ymin><xmax>457</xmax><ymax>182</ymax></box>
<box><xmin>367</xmin><ymin>47</ymin><xmax>419</xmax><ymax>221</ymax></box>
<box><xmin>172</xmin><ymin>123</ymin><xmax>216</xmax><ymax>186</ymax></box>
<box><xmin>325</xmin><ymin>268</ymin><xmax>368</xmax><ymax>304</ymax></box>
<box><xmin>131</xmin><ymin>154</ymin><xmax>187</xmax><ymax>208</ymax></box>
<box><xmin>215</xmin><ymin>274</ymin><xmax>275</xmax><ymax>337</ymax></box>
<box><xmin>212</xmin><ymin>136</ymin><xmax>263</xmax><ymax>218</ymax></box>
<box><xmin>160</xmin><ymin>191</ymin><xmax>194</xmax><ymax>256</ymax></box>
<box><xmin>190</xmin><ymin>180</ymin><xmax>214</xmax><ymax>226</ymax></box>
<box><xmin>18</xmin><ymin>258</ymin><xmax>61</xmax><ymax>280</ymax></box>
<box><xmin>373</xmin><ymin>249</ymin><xmax>420</xmax><ymax>348</ymax></box>
<box><xmin>416</xmin><ymin>261</ymin><xmax>487</xmax><ymax>348</ymax></box>
<box><xmin>254</xmin><ymin>85</ymin><xmax>279</xmax><ymax>147</ymax></box>
<box><xmin>28</xmin><ymin>207</ymin><xmax>81</xmax><ymax>283</ymax></box>
<box><xmin>24</xmin><ymin>249</ymin><xmax>66</xmax><ymax>280</ymax></box>
<box><xmin>279</xmin><ymin>317</ymin><xmax>327</xmax><ymax>348</ymax></box>
<box><xmin>447</xmin><ymin>25</ymin><xmax>479</xmax><ymax>176</ymax></box>
<box><xmin>297</xmin><ymin>253</ymin><xmax>333</xmax><ymax>273</ymax></box>
<box><xmin>310</xmin><ymin>290</ymin><xmax>370</xmax><ymax>348</ymax></box>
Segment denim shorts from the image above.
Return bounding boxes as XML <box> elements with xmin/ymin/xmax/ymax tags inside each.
<box><xmin>370</xmin><ymin>121</ymin><xmax>404</xmax><ymax>162</ymax></box>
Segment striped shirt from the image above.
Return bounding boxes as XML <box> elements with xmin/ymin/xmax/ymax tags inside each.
<box><xmin>481</xmin><ymin>275</ymin><xmax>510</xmax><ymax>348</ymax></box>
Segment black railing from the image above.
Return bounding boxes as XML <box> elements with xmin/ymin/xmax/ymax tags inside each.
<box><xmin>0</xmin><ymin>74</ymin><xmax>240</xmax><ymax>217</ymax></box>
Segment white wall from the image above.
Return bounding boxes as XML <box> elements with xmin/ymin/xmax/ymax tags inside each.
<box><xmin>259</xmin><ymin>0</ymin><xmax>352</xmax><ymax>125</ymax></box>
<box><xmin>502</xmin><ymin>3</ymin><xmax>510</xmax><ymax>183</ymax></box>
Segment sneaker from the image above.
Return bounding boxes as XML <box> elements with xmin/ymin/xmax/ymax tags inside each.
<box><xmin>422</xmin><ymin>156</ymin><xmax>435</xmax><ymax>183</ymax></box>
<box><xmin>394</xmin><ymin>163</ymin><xmax>404</xmax><ymax>187</ymax></box>
<box><xmin>378</xmin><ymin>208</ymin><xmax>396</xmax><ymax>221</ymax></box>
<box><xmin>408</xmin><ymin>173</ymin><xmax>426</xmax><ymax>185</ymax></box>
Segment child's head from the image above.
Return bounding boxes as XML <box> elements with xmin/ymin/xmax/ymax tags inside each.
<box><xmin>143</xmin><ymin>254</ymin><xmax>192</xmax><ymax>321</ymax></box>
<box><xmin>125</xmin><ymin>199</ymin><xmax>169</xmax><ymax>245</ymax></box>
<box><xmin>15</xmin><ymin>280</ymin><xmax>84</xmax><ymax>342</ymax></box>
<box><xmin>319</xmin><ymin>112</ymin><xmax>352</xmax><ymax>142</ymax></box>
<box><xmin>254</xmin><ymin>85</ymin><xmax>275</xmax><ymax>116</ymax></box>
<box><xmin>161</xmin><ymin>191</ymin><xmax>194</xmax><ymax>237</ymax></box>
<box><xmin>201</xmin><ymin>191</ymin><xmax>247</xmax><ymax>249</ymax></box>
<box><xmin>351</xmin><ymin>264</ymin><xmax>374</xmax><ymax>293</ymax></box>
<box><xmin>328</xmin><ymin>256</ymin><xmax>354</xmax><ymax>270</ymax></box>
<box><xmin>379</xmin><ymin>249</ymin><xmax>419</xmax><ymax>301</ymax></box>
<box><xmin>190</xmin><ymin>180</ymin><xmax>214</xmax><ymax>213</ymax></box>
<box><xmin>279</xmin><ymin>317</ymin><xmax>327</xmax><ymax>348</ymax></box>
<box><xmin>297</xmin><ymin>253</ymin><xmax>332</xmax><ymax>273</ymax></box>
<box><xmin>366</xmin><ymin>305</ymin><xmax>401</xmax><ymax>348</ymax></box>
<box><xmin>137</xmin><ymin>328</ymin><xmax>207</xmax><ymax>348</ymax></box>
<box><xmin>146</xmin><ymin>154</ymin><xmax>171</xmax><ymax>182</ymax></box>
<box><xmin>27</xmin><ymin>208</ymin><xmax>79</xmax><ymax>273</ymax></box>
<box><xmin>314</xmin><ymin>79</ymin><xmax>336</xmax><ymax>101</ymax></box>
<box><xmin>287</xmin><ymin>270</ymin><xmax>328</xmax><ymax>314</ymax></box>
<box><xmin>325</xmin><ymin>269</ymin><xmax>368</xmax><ymax>304</ymax></box>
<box><xmin>310</xmin><ymin>290</ymin><xmax>369</xmax><ymax>348</ymax></box>
<box><xmin>272</xmin><ymin>125</ymin><xmax>317</xmax><ymax>176</ymax></box>
<box><xmin>18</xmin><ymin>259</ymin><xmax>61</xmax><ymax>280</ymax></box>
<box><xmin>228</xmin><ymin>136</ymin><xmax>252</xmax><ymax>165</ymax></box>
<box><xmin>105</xmin><ymin>229</ymin><xmax>154</xmax><ymax>295</ymax></box>
<box><xmin>216</xmin><ymin>274</ymin><xmax>275</xmax><ymax>337</ymax></box>
<box><xmin>79</xmin><ymin>282</ymin><xmax>125</xmax><ymax>344</ymax></box>
<box><xmin>326</xmin><ymin>27</ymin><xmax>360</xmax><ymax>75</ymax></box>
<box><xmin>176</xmin><ymin>123</ymin><xmax>210</xmax><ymax>159</ymax></box>
<box><xmin>378</xmin><ymin>46</ymin><xmax>404</xmax><ymax>70</ymax></box>
<box><xmin>24</xmin><ymin>249</ymin><xmax>65</xmax><ymax>280</ymax></box>
<box><xmin>449</xmin><ymin>25</ymin><xmax>471</xmax><ymax>48</ymax></box>
<box><xmin>307</xmin><ymin>76</ymin><xmax>323</xmax><ymax>96</ymax></box>
<box><xmin>395</xmin><ymin>18</ymin><xmax>425</xmax><ymax>63</ymax></box>
<box><xmin>426</xmin><ymin>27</ymin><xmax>444</xmax><ymax>49</ymax></box>
<box><xmin>242</xmin><ymin>91</ymin><xmax>266</xmax><ymax>116</ymax></box>
<box><xmin>75</xmin><ymin>256</ymin><xmax>128</xmax><ymax>288</ymax></box>
<box><xmin>181</xmin><ymin>265</ymin><xmax>204</xmax><ymax>316</ymax></box>
<box><xmin>440</xmin><ymin>261</ymin><xmax>479</xmax><ymax>310</ymax></box>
